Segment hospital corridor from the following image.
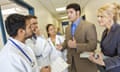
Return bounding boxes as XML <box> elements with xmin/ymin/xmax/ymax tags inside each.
<box><xmin>0</xmin><ymin>0</ymin><xmax>120</xmax><ymax>72</ymax></box>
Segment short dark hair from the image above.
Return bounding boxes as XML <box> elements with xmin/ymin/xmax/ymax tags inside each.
<box><xmin>66</xmin><ymin>3</ymin><xmax>81</xmax><ymax>13</ymax></box>
<box><xmin>5</xmin><ymin>14</ymin><xmax>25</xmax><ymax>37</ymax></box>
<box><xmin>25</xmin><ymin>15</ymin><xmax>37</xmax><ymax>20</ymax></box>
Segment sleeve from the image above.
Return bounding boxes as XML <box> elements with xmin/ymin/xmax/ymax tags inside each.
<box><xmin>62</xmin><ymin>27</ymin><xmax>68</xmax><ymax>49</ymax></box>
<box><xmin>41</xmin><ymin>40</ymin><xmax>52</xmax><ymax>58</ymax></box>
<box><xmin>0</xmin><ymin>55</ymin><xmax>26</xmax><ymax>72</ymax></box>
<box><xmin>36</xmin><ymin>37</ymin><xmax>52</xmax><ymax>58</ymax></box>
<box><xmin>36</xmin><ymin>66</ymin><xmax>41</xmax><ymax>72</ymax></box>
<box><xmin>103</xmin><ymin>36</ymin><xmax>120</xmax><ymax>70</ymax></box>
<box><xmin>76</xmin><ymin>24</ymin><xmax>97</xmax><ymax>53</ymax></box>
<box><xmin>9</xmin><ymin>53</ymin><xmax>29</xmax><ymax>72</ymax></box>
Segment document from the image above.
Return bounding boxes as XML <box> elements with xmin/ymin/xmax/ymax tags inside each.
<box><xmin>51</xmin><ymin>57</ymin><xmax>69</xmax><ymax>72</ymax></box>
<box><xmin>80</xmin><ymin>52</ymin><xmax>90</xmax><ymax>58</ymax></box>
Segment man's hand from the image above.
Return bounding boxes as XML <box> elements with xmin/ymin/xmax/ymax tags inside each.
<box><xmin>67</xmin><ymin>37</ymin><xmax>77</xmax><ymax>48</ymax></box>
<box><xmin>56</xmin><ymin>44</ymin><xmax>63</xmax><ymax>51</ymax></box>
<box><xmin>40</xmin><ymin>66</ymin><xmax>51</xmax><ymax>72</ymax></box>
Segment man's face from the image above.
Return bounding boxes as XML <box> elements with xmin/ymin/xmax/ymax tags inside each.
<box><xmin>67</xmin><ymin>8</ymin><xmax>80</xmax><ymax>22</ymax></box>
<box><xmin>30</xmin><ymin>18</ymin><xmax>38</xmax><ymax>33</ymax></box>
<box><xmin>24</xmin><ymin>19</ymin><xmax>33</xmax><ymax>39</ymax></box>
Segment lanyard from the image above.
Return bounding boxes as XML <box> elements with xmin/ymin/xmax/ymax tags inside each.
<box><xmin>9</xmin><ymin>39</ymin><xmax>32</xmax><ymax>63</ymax></box>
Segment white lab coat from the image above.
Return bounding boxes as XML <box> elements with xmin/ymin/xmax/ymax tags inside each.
<box><xmin>26</xmin><ymin>36</ymin><xmax>51</xmax><ymax>67</ymax></box>
<box><xmin>0</xmin><ymin>38</ymin><xmax>40</xmax><ymax>72</ymax></box>
<box><xmin>48</xmin><ymin>35</ymin><xmax>68</xmax><ymax>72</ymax></box>
<box><xmin>48</xmin><ymin>35</ymin><xmax>67</xmax><ymax>63</ymax></box>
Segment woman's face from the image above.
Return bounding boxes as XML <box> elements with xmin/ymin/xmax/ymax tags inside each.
<box><xmin>97</xmin><ymin>11</ymin><xmax>113</xmax><ymax>27</ymax></box>
<box><xmin>48</xmin><ymin>25</ymin><xmax>56</xmax><ymax>36</ymax></box>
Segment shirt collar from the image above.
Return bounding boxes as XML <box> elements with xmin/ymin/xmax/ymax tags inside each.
<box><xmin>72</xmin><ymin>18</ymin><xmax>81</xmax><ymax>26</ymax></box>
<box><xmin>104</xmin><ymin>24</ymin><xmax>119</xmax><ymax>35</ymax></box>
<box><xmin>106</xmin><ymin>24</ymin><xmax>119</xmax><ymax>32</ymax></box>
<box><xmin>9</xmin><ymin>37</ymin><xmax>26</xmax><ymax>49</ymax></box>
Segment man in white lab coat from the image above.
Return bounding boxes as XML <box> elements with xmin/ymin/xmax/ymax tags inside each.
<box><xmin>25</xmin><ymin>15</ymin><xmax>51</xmax><ymax>69</ymax></box>
<box><xmin>0</xmin><ymin>14</ymin><xmax>50</xmax><ymax>72</ymax></box>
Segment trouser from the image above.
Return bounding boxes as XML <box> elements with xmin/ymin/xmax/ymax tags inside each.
<box><xmin>68</xmin><ymin>56</ymin><xmax>76</xmax><ymax>72</ymax></box>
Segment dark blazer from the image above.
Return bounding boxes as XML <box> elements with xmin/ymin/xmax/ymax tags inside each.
<box><xmin>63</xmin><ymin>20</ymin><xmax>97</xmax><ymax>72</ymax></box>
<box><xmin>101</xmin><ymin>24</ymin><xmax>120</xmax><ymax>72</ymax></box>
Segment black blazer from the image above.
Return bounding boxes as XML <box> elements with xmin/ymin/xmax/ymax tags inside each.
<box><xmin>101</xmin><ymin>24</ymin><xmax>120</xmax><ymax>72</ymax></box>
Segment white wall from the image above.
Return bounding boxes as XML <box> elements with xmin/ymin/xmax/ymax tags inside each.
<box><xmin>23</xmin><ymin>0</ymin><xmax>120</xmax><ymax>39</ymax></box>
<box><xmin>85</xmin><ymin>0</ymin><xmax>120</xmax><ymax>51</ymax></box>
<box><xmin>24</xmin><ymin>0</ymin><xmax>60</xmax><ymax>37</ymax></box>
<box><xmin>85</xmin><ymin>0</ymin><xmax>120</xmax><ymax>40</ymax></box>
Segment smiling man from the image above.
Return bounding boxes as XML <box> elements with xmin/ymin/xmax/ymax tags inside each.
<box><xmin>62</xmin><ymin>3</ymin><xmax>98</xmax><ymax>72</ymax></box>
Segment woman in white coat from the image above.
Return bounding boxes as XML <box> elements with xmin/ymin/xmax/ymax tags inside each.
<box><xmin>46</xmin><ymin>24</ymin><xmax>67</xmax><ymax>65</ymax></box>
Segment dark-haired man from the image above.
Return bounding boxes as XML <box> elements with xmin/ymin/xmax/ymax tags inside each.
<box><xmin>63</xmin><ymin>3</ymin><xmax>98</xmax><ymax>72</ymax></box>
<box><xmin>0</xmin><ymin>14</ymin><xmax>50</xmax><ymax>72</ymax></box>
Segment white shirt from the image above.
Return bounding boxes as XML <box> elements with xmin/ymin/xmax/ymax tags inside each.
<box><xmin>48</xmin><ymin>35</ymin><xmax>67</xmax><ymax>63</ymax></box>
<box><xmin>26</xmin><ymin>36</ymin><xmax>51</xmax><ymax>67</ymax></box>
<box><xmin>0</xmin><ymin>38</ymin><xmax>40</xmax><ymax>72</ymax></box>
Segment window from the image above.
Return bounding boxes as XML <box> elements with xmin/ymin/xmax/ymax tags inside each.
<box><xmin>0</xmin><ymin>0</ymin><xmax>34</xmax><ymax>49</ymax></box>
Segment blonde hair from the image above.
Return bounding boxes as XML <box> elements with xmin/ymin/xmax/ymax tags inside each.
<box><xmin>98</xmin><ymin>3</ymin><xmax>120</xmax><ymax>23</ymax></box>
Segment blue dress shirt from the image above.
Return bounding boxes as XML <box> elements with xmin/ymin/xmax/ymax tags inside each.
<box><xmin>71</xmin><ymin>18</ymin><xmax>80</xmax><ymax>37</ymax></box>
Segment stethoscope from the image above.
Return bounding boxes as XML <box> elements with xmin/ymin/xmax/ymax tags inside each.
<box><xmin>9</xmin><ymin>39</ymin><xmax>35</xmax><ymax>67</ymax></box>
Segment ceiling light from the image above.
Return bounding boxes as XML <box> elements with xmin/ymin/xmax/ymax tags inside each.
<box><xmin>2</xmin><ymin>8</ymin><xmax>17</xmax><ymax>15</ymax></box>
<box><xmin>56</xmin><ymin>7</ymin><xmax>66</xmax><ymax>12</ymax></box>
<box><xmin>61</xmin><ymin>16</ymin><xmax>68</xmax><ymax>19</ymax></box>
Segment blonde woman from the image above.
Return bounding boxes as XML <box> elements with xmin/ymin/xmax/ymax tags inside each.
<box><xmin>89</xmin><ymin>3</ymin><xmax>120</xmax><ymax>72</ymax></box>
